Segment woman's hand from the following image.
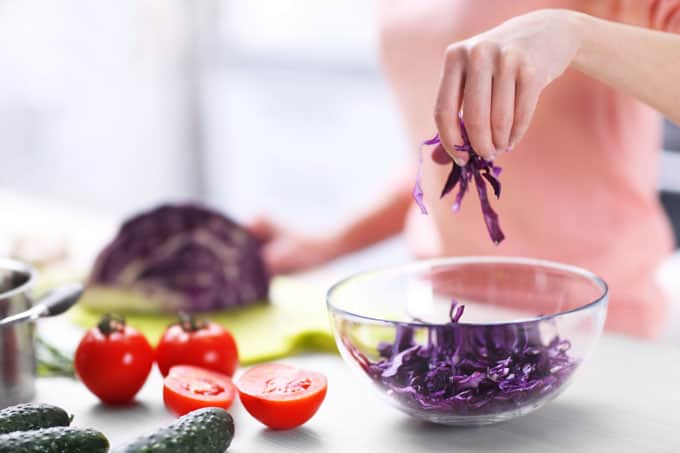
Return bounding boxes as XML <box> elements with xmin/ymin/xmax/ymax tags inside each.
<box><xmin>435</xmin><ymin>9</ymin><xmax>581</xmax><ymax>164</ymax></box>
<box><xmin>247</xmin><ymin>217</ymin><xmax>339</xmax><ymax>275</ymax></box>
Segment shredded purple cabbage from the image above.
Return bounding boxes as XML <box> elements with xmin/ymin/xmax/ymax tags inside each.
<box><xmin>357</xmin><ymin>302</ymin><xmax>576</xmax><ymax>415</ymax></box>
<box><xmin>414</xmin><ymin>118</ymin><xmax>505</xmax><ymax>244</ymax></box>
<box><xmin>413</xmin><ymin>148</ymin><xmax>428</xmax><ymax>215</ymax></box>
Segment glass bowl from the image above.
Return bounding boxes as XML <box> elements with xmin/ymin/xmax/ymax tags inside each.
<box><xmin>326</xmin><ymin>257</ymin><xmax>608</xmax><ymax>426</ymax></box>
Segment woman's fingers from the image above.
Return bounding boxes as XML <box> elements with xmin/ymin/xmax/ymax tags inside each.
<box><xmin>246</xmin><ymin>216</ymin><xmax>279</xmax><ymax>242</ymax></box>
<box><xmin>434</xmin><ymin>46</ymin><xmax>469</xmax><ymax>166</ymax></box>
<box><xmin>491</xmin><ymin>51</ymin><xmax>517</xmax><ymax>153</ymax></box>
<box><xmin>508</xmin><ymin>64</ymin><xmax>541</xmax><ymax>149</ymax></box>
<box><xmin>435</xmin><ymin>42</ymin><xmax>543</xmax><ymax>162</ymax></box>
<box><xmin>462</xmin><ymin>43</ymin><xmax>496</xmax><ymax>161</ymax></box>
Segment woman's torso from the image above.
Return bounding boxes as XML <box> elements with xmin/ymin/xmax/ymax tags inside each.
<box><xmin>378</xmin><ymin>0</ymin><xmax>674</xmax><ymax>337</ymax></box>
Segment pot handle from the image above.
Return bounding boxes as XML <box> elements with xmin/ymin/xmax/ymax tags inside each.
<box><xmin>0</xmin><ymin>284</ymin><xmax>82</xmax><ymax>328</ymax></box>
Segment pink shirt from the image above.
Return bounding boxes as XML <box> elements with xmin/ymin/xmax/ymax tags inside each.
<box><xmin>379</xmin><ymin>0</ymin><xmax>680</xmax><ymax>338</ymax></box>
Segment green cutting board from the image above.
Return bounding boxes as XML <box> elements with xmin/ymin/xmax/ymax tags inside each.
<box><xmin>64</xmin><ymin>277</ymin><xmax>338</xmax><ymax>365</ymax></box>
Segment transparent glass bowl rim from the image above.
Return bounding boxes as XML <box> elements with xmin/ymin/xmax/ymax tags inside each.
<box><xmin>326</xmin><ymin>256</ymin><xmax>608</xmax><ymax>328</ymax></box>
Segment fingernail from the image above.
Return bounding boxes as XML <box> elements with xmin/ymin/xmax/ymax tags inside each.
<box><xmin>450</xmin><ymin>150</ymin><xmax>467</xmax><ymax>166</ymax></box>
<box><xmin>506</xmin><ymin>146</ymin><xmax>513</xmax><ymax>153</ymax></box>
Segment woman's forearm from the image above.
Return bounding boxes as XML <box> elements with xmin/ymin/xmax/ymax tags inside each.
<box><xmin>328</xmin><ymin>168</ymin><xmax>413</xmax><ymax>257</ymax></box>
<box><xmin>571</xmin><ymin>11</ymin><xmax>680</xmax><ymax>125</ymax></box>
<box><xmin>249</xmin><ymin>166</ymin><xmax>413</xmax><ymax>274</ymax></box>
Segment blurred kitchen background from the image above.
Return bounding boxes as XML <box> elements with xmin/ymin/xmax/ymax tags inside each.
<box><xmin>1</xmin><ymin>0</ymin><xmax>680</xmax><ymax>247</ymax></box>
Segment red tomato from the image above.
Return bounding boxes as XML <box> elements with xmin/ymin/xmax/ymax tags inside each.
<box><xmin>74</xmin><ymin>314</ymin><xmax>153</xmax><ymax>405</ymax></box>
<box><xmin>236</xmin><ymin>363</ymin><xmax>327</xmax><ymax>430</ymax></box>
<box><xmin>155</xmin><ymin>314</ymin><xmax>239</xmax><ymax>377</ymax></box>
<box><xmin>163</xmin><ymin>365</ymin><xmax>236</xmax><ymax>416</ymax></box>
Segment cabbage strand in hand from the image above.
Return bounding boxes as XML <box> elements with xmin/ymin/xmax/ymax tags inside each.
<box><xmin>413</xmin><ymin>117</ymin><xmax>505</xmax><ymax>244</ymax></box>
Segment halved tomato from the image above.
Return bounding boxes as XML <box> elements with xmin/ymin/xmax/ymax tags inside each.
<box><xmin>236</xmin><ymin>363</ymin><xmax>327</xmax><ymax>430</ymax></box>
<box><xmin>163</xmin><ymin>365</ymin><xmax>236</xmax><ymax>416</ymax></box>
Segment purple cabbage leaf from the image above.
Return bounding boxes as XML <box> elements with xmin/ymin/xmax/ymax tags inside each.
<box><xmin>414</xmin><ymin>118</ymin><xmax>505</xmax><ymax>244</ymax></box>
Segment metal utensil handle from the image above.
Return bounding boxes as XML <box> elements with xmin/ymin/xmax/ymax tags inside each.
<box><xmin>0</xmin><ymin>284</ymin><xmax>82</xmax><ymax>328</ymax></box>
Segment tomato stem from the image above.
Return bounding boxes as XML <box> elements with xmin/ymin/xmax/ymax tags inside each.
<box><xmin>97</xmin><ymin>313</ymin><xmax>126</xmax><ymax>335</ymax></box>
<box><xmin>177</xmin><ymin>312</ymin><xmax>207</xmax><ymax>332</ymax></box>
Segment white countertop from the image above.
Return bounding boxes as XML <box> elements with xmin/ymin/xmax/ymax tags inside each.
<box><xmin>35</xmin><ymin>334</ymin><xmax>680</xmax><ymax>453</ymax></box>
<box><xmin>33</xmin><ymin>243</ymin><xmax>680</xmax><ymax>452</ymax></box>
<box><xmin>3</xmin><ymin>189</ymin><xmax>679</xmax><ymax>451</ymax></box>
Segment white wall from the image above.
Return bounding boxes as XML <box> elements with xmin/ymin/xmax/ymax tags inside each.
<box><xmin>200</xmin><ymin>0</ymin><xmax>408</xmax><ymax>230</ymax></box>
<box><xmin>0</xmin><ymin>0</ymin><xmax>201</xmax><ymax>219</ymax></box>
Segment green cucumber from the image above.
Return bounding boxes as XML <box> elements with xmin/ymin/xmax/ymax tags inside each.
<box><xmin>0</xmin><ymin>403</ymin><xmax>71</xmax><ymax>434</ymax></box>
<box><xmin>0</xmin><ymin>426</ymin><xmax>109</xmax><ymax>453</ymax></box>
<box><xmin>115</xmin><ymin>407</ymin><xmax>234</xmax><ymax>453</ymax></box>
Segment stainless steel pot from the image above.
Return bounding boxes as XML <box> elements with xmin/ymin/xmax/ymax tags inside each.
<box><xmin>0</xmin><ymin>258</ymin><xmax>81</xmax><ymax>408</ymax></box>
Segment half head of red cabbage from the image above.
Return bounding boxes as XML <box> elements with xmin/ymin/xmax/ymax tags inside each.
<box><xmin>88</xmin><ymin>204</ymin><xmax>270</xmax><ymax>312</ymax></box>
